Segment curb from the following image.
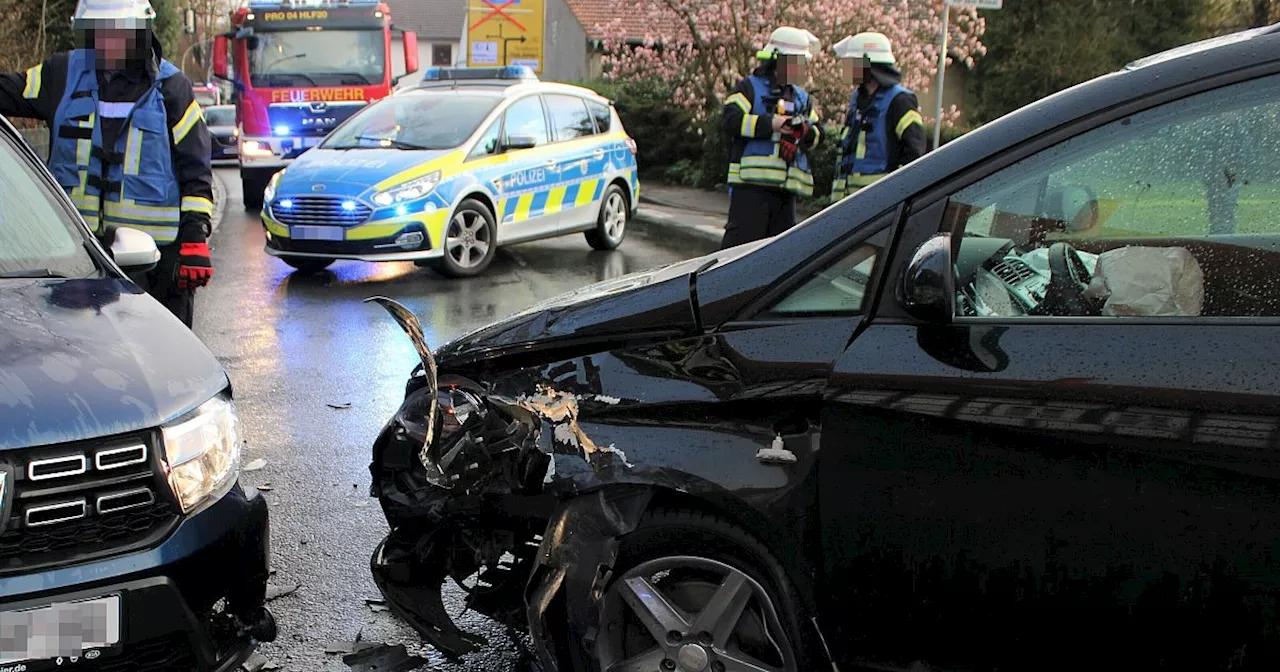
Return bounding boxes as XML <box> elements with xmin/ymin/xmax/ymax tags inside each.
<box><xmin>638</xmin><ymin>193</ymin><xmax>727</xmax><ymax>219</ymax></box>
<box><xmin>633</xmin><ymin>205</ymin><xmax>724</xmax><ymax>244</ymax></box>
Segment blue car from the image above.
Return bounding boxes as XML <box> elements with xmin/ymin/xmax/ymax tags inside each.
<box><xmin>260</xmin><ymin>66</ymin><xmax>640</xmax><ymax>277</ymax></box>
<box><xmin>0</xmin><ymin>112</ymin><xmax>273</xmax><ymax>670</ymax></box>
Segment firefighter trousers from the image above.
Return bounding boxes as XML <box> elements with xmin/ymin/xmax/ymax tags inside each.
<box><xmin>720</xmin><ymin>185</ymin><xmax>797</xmax><ymax>251</ymax></box>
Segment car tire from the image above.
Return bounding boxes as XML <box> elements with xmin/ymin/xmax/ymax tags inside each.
<box><xmin>243</xmin><ymin>175</ymin><xmax>267</xmax><ymax>212</ymax></box>
<box><xmin>280</xmin><ymin>256</ymin><xmax>334</xmax><ymax>274</ymax></box>
<box><xmin>585</xmin><ymin>183</ymin><xmax>628</xmax><ymax>251</ymax></box>
<box><xmin>430</xmin><ymin>199</ymin><xmax>497</xmax><ymax>278</ymax></box>
<box><xmin>592</xmin><ymin>509</ymin><xmax>815</xmax><ymax>672</ymax></box>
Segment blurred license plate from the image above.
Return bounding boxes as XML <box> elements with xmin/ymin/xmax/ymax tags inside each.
<box><xmin>291</xmin><ymin>226</ymin><xmax>344</xmax><ymax>241</ymax></box>
<box><xmin>0</xmin><ymin>595</ymin><xmax>120</xmax><ymax>665</ymax></box>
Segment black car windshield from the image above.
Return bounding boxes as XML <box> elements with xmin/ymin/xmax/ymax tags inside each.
<box><xmin>323</xmin><ymin>93</ymin><xmax>500</xmax><ymax>151</ymax></box>
<box><xmin>248</xmin><ymin>30</ymin><xmax>385</xmax><ymax>87</ymax></box>
<box><xmin>204</xmin><ymin>106</ymin><xmax>236</xmax><ymax>127</ymax></box>
<box><xmin>0</xmin><ymin>131</ymin><xmax>98</xmax><ymax>278</ymax></box>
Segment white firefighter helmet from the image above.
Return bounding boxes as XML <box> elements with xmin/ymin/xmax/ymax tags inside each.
<box><xmin>72</xmin><ymin>0</ymin><xmax>157</xmax><ymax>31</ymax></box>
<box><xmin>758</xmin><ymin>26</ymin><xmax>821</xmax><ymax>60</ymax></box>
<box><xmin>834</xmin><ymin>32</ymin><xmax>896</xmax><ymax>66</ymax></box>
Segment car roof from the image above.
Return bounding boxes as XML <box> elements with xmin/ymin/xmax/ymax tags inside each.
<box><xmin>399</xmin><ymin>80</ymin><xmax>610</xmax><ymax>103</ymax></box>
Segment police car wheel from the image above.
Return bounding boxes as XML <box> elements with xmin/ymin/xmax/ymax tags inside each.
<box><xmin>281</xmin><ymin>256</ymin><xmax>334</xmax><ymax>273</ymax></box>
<box><xmin>433</xmin><ymin>199</ymin><xmax>497</xmax><ymax>278</ymax></box>
<box><xmin>586</xmin><ymin>184</ymin><xmax>629</xmax><ymax>251</ymax></box>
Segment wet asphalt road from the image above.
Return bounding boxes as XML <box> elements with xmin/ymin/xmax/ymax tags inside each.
<box><xmin>196</xmin><ymin>168</ymin><xmax>717</xmax><ymax>671</ymax></box>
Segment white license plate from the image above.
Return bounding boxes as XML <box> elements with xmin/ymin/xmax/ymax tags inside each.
<box><xmin>0</xmin><ymin>595</ymin><xmax>120</xmax><ymax>665</ymax></box>
<box><xmin>291</xmin><ymin>225</ymin><xmax>345</xmax><ymax>241</ymax></box>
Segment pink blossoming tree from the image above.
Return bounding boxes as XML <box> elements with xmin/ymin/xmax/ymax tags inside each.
<box><xmin>596</xmin><ymin>0</ymin><xmax>987</xmax><ymax>127</ymax></box>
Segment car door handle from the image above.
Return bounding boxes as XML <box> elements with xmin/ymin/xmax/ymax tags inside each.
<box><xmin>545</xmin><ymin>160</ymin><xmax>557</xmax><ymax>168</ymax></box>
<box><xmin>592</xmin><ymin>149</ymin><xmax>605</xmax><ymax>159</ymax></box>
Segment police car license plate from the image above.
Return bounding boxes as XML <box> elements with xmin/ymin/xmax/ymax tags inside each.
<box><xmin>291</xmin><ymin>226</ymin><xmax>345</xmax><ymax>241</ymax></box>
<box><xmin>0</xmin><ymin>595</ymin><xmax>120</xmax><ymax>666</ymax></box>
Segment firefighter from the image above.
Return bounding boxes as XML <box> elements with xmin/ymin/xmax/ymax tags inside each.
<box><xmin>720</xmin><ymin>26</ymin><xmax>823</xmax><ymax>250</ymax></box>
<box><xmin>0</xmin><ymin>0</ymin><xmax>215</xmax><ymax>327</ymax></box>
<box><xmin>830</xmin><ymin>32</ymin><xmax>926</xmax><ymax>203</ymax></box>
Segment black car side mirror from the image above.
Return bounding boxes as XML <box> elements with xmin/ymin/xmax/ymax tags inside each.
<box><xmin>501</xmin><ymin>136</ymin><xmax>537</xmax><ymax>152</ymax></box>
<box><xmin>899</xmin><ymin>233</ymin><xmax>955</xmax><ymax>324</ymax></box>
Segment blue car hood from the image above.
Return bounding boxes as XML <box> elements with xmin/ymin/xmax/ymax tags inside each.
<box><xmin>0</xmin><ymin>278</ymin><xmax>229</xmax><ymax>450</ymax></box>
<box><xmin>280</xmin><ymin>148</ymin><xmax>452</xmax><ymax>194</ymax></box>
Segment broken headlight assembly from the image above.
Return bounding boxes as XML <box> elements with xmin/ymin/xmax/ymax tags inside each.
<box><xmin>161</xmin><ymin>395</ymin><xmax>244</xmax><ymax>513</ymax></box>
<box><xmin>419</xmin><ymin>384</ymin><xmax>547</xmax><ymax>494</ymax></box>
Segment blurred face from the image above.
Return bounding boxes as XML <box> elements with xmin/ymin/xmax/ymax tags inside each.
<box><xmin>778</xmin><ymin>54</ymin><xmax>807</xmax><ymax>86</ymax></box>
<box><xmin>91</xmin><ymin>27</ymin><xmax>147</xmax><ymax>70</ymax></box>
<box><xmin>842</xmin><ymin>57</ymin><xmax>866</xmax><ymax>87</ymax></box>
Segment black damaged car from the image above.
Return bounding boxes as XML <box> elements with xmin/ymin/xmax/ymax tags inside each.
<box><xmin>368</xmin><ymin>24</ymin><xmax>1280</xmax><ymax>672</ymax></box>
<box><xmin>0</xmin><ymin>117</ymin><xmax>274</xmax><ymax>669</ymax></box>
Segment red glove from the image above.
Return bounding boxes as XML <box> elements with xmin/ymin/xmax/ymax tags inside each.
<box><xmin>778</xmin><ymin>118</ymin><xmax>810</xmax><ymax>162</ymax></box>
<box><xmin>178</xmin><ymin>242</ymin><xmax>213</xmax><ymax>289</ymax></box>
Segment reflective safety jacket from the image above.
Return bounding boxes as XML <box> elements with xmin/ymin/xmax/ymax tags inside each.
<box><xmin>722</xmin><ymin>73</ymin><xmax>822</xmax><ymax>197</ymax></box>
<box><xmin>50</xmin><ymin>50</ymin><xmax>188</xmax><ymax>242</ymax></box>
<box><xmin>0</xmin><ymin>47</ymin><xmax>214</xmax><ymax>246</ymax></box>
<box><xmin>831</xmin><ymin>83</ymin><xmax>924</xmax><ymax>202</ymax></box>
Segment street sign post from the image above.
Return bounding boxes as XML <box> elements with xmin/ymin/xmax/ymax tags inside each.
<box><xmin>932</xmin><ymin>0</ymin><xmax>1002</xmax><ymax>150</ymax></box>
<box><xmin>466</xmin><ymin>0</ymin><xmax>544</xmax><ymax>74</ymax></box>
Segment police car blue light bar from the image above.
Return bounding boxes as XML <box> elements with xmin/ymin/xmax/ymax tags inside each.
<box><xmin>421</xmin><ymin>66</ymin><xmax>538</xmax><ymax>82</ymax></box>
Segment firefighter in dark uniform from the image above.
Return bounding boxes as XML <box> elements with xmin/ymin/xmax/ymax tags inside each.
<box><xmin>0</xmin><ymin>0</ymin><xmax>215</xmax><ymax>327</ymax></box>
<box><xmin>720</xmin><ymin>27</ymin><xmax>823</xmax><ymax>250</ymax></box>
<box><xmin>830</xmin><ymin>32</ymin><xmax>926</xmax><ymax>203</ymax></box>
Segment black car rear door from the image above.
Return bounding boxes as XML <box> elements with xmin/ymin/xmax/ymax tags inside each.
<box><xmin>819</xmin><ymin>71</ymin><xmax>1280</xmax><ymax>670</ymax></box>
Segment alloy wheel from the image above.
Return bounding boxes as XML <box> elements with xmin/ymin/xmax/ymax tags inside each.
<box><xmin>446</xmin><ymin>210</ymin><xmax>491</xmax><ymax>269</ymax></box>
<box><xmin>603</xmin><ymin>192</ymin><xmax>628</xmax><ymax>243</ymax></box>
<box><xmin>597</xmin><ymin>556</ymin><xmax>795</xmax><ymax>672</ymax></box>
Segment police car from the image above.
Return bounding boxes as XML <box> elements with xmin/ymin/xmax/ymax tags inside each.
<box><xmin>260</xmin><ymin>66</ymin><xmax>640</xmax><ymax>276</ymax></box>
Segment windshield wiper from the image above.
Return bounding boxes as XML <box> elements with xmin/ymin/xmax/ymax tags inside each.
<box><xmin>334</xmin><ymin>72</ymin><xmax>372</xmax><ymax>85</ymax></box>
<box><xmin>261</xmin><ymin>71</ymin><xmax>319</xmax><ymax>87</ymax></box>
<box><xmin>331</xmin><ymin>135</ymin><xmax>432</xmax><ymax>151</ymax></box>
<box><xmin>0</xmin><ymin>268</ymin><xmax>70</xmax><ymax>278</ymax></box>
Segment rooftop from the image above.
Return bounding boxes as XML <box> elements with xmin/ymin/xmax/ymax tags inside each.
<box><xmin>384</xmin><ymin>0</ymin><xmax>467</xmax><ymax>40</ymax></box>
<box><xmin>563</xmin><ymin>0</ymin><xmax>683</xmax><ymax>41</ymax></box>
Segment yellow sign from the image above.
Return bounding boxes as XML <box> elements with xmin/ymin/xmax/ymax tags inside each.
<box><xmin>466</xmin><ymin>0</ymin><xmax>544</xmax><ymax>74</ymax></box>
<box><xmin>270</xmin><ymin>88</ymin><xmax>368</xmax><ymax>103</ymax></box>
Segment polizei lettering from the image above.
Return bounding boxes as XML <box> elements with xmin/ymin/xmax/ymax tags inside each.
<box><xmin>502</xmin><ymin>168</ymin><xmax>546</xmax><ymax>191</ymax></box>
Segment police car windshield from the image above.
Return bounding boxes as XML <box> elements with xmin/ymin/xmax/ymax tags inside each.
<box><xmin>204</xmin><ymin>107</ymin><xmax>235</xmax><ymax>127</ymax></box>
<box><xmin>323</xmin><ymin>93</ymin><xmax>501</xmax><ymax>151</ymax></box>
<box><xmin>0</xmin><ymin>131</ymin><xmax>97</xmax><ymax>279</ymax></box>
<box><xmin>248</xmin><ymin>30</ymin><xmax>385</xmax><ymax>87</ymax></box>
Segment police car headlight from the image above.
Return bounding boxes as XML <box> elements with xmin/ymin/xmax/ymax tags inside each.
<box><xmin>161</xmin><ymin>396</ymin><xmax>244</xmax><ymax>514</ymax></box>
<box><xmin>241</xmin><ymin>140</ymin><xmax>275</xmax><ymax>158</ymax></box>
<box><xmin>264</xmin><ymin>171</ymin><xmax>283</xmax><ymax>204</ymax></box>
<box><xmin>373</xmin><ymin>172</ymin><xmax>441</xmax><ymax>207</ymax></box>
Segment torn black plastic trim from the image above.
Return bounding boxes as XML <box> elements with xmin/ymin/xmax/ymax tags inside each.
<box><xmin>526</xmin><ymin>486</ymin><xmax>655</xmax><ymax>672</ymax></box>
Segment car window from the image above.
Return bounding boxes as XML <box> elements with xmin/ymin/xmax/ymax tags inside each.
<box><xmin>947</xmin><ymin>73</ymin><xmax>1280</xmax><ymax>319</ymax></box>
<box><xmin>468</xmin><ymin>119</ymin><xmax>502</xmax><ymax>159</ymax></box>
<box><xmin>765</xmin><ymin>241</ymin><xmax>883</xmax><ymax>316</ymax></box>
<box><xmin>323</xmin><ymin>93</ymin><xmax>500</xmax><ymax>150</ymax></box>
<box><xmin>588</xmin><ymin>101</ymin><xmax>612</xmax><ymax>133</ymax></box>
<box><xmin>204</xmin><ymin>107</ymin><xmax>235</xmax><ymax>127</ymax></box>
<box><xmin>0</xmin><ymin>133</ymin><xmax>97</xmax><ymax>278</ymax></box>
<box><xmin>544</xmin><ymin>94</ymin><xmax>596</xmax><ymax>141</ymax></box>
<box><xmin>502</xmin><ymin>96</ymin><xmax>549</xmax><ymax>148</ymax></box>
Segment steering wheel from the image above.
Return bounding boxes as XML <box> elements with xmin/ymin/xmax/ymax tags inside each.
<box><xmin>1035</xmin><ymin>242</ymin><xmax>1098</xmax><ymax>316</ymax></box>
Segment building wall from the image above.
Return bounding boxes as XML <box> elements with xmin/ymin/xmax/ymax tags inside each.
<box><xmin>541</xmin><ymin>0</ymin><xmax>589</xmax><ymax>82</ymax></box>
<box><xmin>391</xmin><ymin>37</ymin><xmax>462</xmax><ymax>90</ymax></box>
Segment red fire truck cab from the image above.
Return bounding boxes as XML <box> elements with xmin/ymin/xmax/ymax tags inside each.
<box><xmin>213</xmin><ymin>0</ymin><xmax>418</xmax><ymax>209</ymax></box>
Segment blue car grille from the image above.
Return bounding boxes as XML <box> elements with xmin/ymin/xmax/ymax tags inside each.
<box><xmin>0</xmin><ymin>433</ymin><xmax>179</xmax><ymax>575</ymax></box>
<box><xmin>272</xmin><ymin>196</ymin><xmax>373</xmax><ymax>226</ymax></box>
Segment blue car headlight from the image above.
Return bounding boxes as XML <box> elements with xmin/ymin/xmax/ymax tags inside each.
<box><xmin>264</xmin><ymin>170</ymin><xmax>284</xmax><ymax>204</ymax></box>
<box><xmin>372</xmin><ymin>171</ymin><xmax>441</xmax><ymax>208</ymax></box>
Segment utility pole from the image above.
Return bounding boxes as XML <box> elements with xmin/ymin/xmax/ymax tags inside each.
<box><xmin>932</xmin><ymin>2</ymin><xmax>950</xmax><ymax>151</ymax></box>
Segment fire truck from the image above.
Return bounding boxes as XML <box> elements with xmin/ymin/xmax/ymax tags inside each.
<box><xmin>213</xmin><ymin>0</ymin><xmax>419</xmax><ymax>209</ymax></box>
